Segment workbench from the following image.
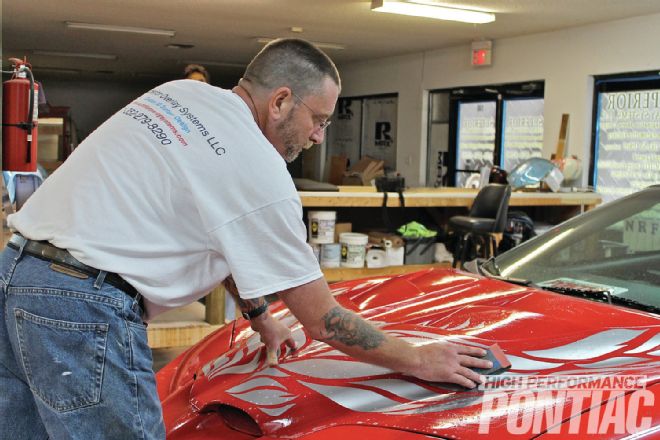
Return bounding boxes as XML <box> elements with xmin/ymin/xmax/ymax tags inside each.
<box><xmin>299</xmin><ymin>187</ymin><xmax>601</xmax><ymax>210</ymax></box>
<box><xmin>147</xmin><ymin>187</ymin><xmax>602</xmax><ymax>349</ymax></box>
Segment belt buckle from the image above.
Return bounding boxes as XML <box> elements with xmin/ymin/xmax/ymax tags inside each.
<box><xmin>39</xmin><ymin>244</ymin><xmax>60</xmax><ymax>261</ymax></box>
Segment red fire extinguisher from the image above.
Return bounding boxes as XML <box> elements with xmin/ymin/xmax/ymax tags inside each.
<box><xmin>2</xmin><ymin>57</ymin><xmax>39</xmax><ymax>172</ymax></box>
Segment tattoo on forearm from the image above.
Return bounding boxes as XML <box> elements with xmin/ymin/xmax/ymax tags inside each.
<box><xmin>223</xmin><ymin>275</ymin><xmax>266</xmax><ymax>312</ymax></box>
<box><xmin>321</xmin><ymin>306</ymin><xmax>384</xmax><ymax>350</ymax></box>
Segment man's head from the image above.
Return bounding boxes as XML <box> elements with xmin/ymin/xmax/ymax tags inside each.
<box><xmin>240</xmin><ymin>39</ymin><xmax>341</xmax><ymax>162</ymax></box>
<box><xmin>184</xmin><ymin>64</ymin><xmax>210</xmax><ymax>83</ymax></box>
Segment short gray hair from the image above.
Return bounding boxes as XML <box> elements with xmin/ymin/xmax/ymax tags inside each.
<box><xmin>243</xmin><ymin>38</ymin><xmax>341</xmax><ymax>97</ymax></box>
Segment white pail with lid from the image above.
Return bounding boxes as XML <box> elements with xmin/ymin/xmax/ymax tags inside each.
<box><xmin>308</xmin><ymin>211</ymin><xmax>336</xmax><ymax>244</ymax></box>
<box><xmin>320</xmin><ymin>243</ymin><xmax>341</xmax><ymax>268</ymax></box>
<box><xmin>339</xmin><ymin>232</ymin><xmax>368</xmax><ymax>268</ymax></box>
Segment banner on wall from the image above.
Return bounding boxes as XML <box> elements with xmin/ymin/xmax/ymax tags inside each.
<box><xmin>596</xmin><ymin>89</ymin><xmax>660</xmax><ymax>204</ymax></box>
<box><xmin>456</xmin><ymin>101</ymin><xmax>496</xmax><ymax>187</ymax></box>
<box><xmin>501</xmin><ymin>98</ymin><xmax>544</xmax><ymax>173</ymax></box>
<box><xmin>361</xmin><ymin>96</ymin><xmax>398</xmax><ymax>170</ymax></box>
<box><xmin>326</xmin><ymin>98</ymin><xmax>362</xmax><ymax>167</ymax></box>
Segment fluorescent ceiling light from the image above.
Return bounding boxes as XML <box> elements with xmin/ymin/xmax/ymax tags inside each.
<box><xmin>65</xmin><ymin>21</ymin><xmax>175</xmax><ymax>37</ymax></box>
<box><xmin>371</xmin><ymin>0</ymin><xmax>495</xmax><ymax>24</ymax></box>
<box><xmin>256</xmin><ymin>37</ymin><xmax>345</xmax><ymax>50</ymax></box>
<box><xmin>182</xmin><ymin>60</ymin><xmax>246</xmax><ymax>68</ymax></box>
<box><xmin>33</xmin><ymin>50</ymin><xmax>117</xmax><ymax>60</ymax></box>
<box><xmin>32</xmin><ymin>66</ymin><xmax>81</xmax><ymax>75</ymax></box>
<box><xmin>135</xmin><ymin>72</ymin><xmax>171</xmax><ymax>78</ymax></box>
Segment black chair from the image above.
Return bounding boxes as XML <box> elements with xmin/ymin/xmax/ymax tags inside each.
<box><xmin>448</xmin><ymin>183</ymin><xmax>512</xmax><ymax>268</ymax></box>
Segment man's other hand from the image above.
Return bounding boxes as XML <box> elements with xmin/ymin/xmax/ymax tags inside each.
<box><xmin>250</xmin><ymin>313</ymin><xmax>297</xmax><ymax>366</ymax></box>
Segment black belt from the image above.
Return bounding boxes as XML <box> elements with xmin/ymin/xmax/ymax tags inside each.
<box><xmin>8</xmin><ymin>234</ymin><xmax>143</xmax><ymax>310</ymax></box>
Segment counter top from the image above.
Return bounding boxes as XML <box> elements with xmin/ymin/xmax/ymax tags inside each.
<box><xmin>299</xmin><ymin>187</ymin><xmax>601</xmax><ymax>208</ymax></box>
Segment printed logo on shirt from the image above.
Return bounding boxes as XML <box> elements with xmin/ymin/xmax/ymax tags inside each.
<box><xmin>119</xmin><ymin>88</ymin><xmax>228</xmax><ymax>157</ymax></box>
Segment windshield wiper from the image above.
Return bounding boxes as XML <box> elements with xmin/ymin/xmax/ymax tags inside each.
<box><xmin>479</xmin><ymin>257</ymin><xmax>532</xmax><ymax>286</ymax></box>
<box><xmin>610</xmin><ymin>297</ymin><xmax>660</xmax><ymax>314</ymax></box>
<box><xmin>537</xmin><ymin>285</ymin><xmax>660</xmax><ymax>314</ymax></box>
<box><xmin>480</xmin><ymin>256</ymin><xmax>501</xmax><ymax>276</ymax></box>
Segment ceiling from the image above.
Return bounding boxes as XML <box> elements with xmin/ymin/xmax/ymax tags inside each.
<box><xmin>4</xmin><ymin>0</ymin><xmax>660</xmax><ymax>84</ymax></box>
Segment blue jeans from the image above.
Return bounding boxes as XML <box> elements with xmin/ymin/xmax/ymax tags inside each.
<box><xmin>0</xmin><ymin>245</ymin><xmax>165</xmax><ymax>439</ymax></box>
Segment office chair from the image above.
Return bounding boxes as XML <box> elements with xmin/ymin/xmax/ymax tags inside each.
<box><xmin>448</xmin><ymin>183</ymin><xmax>512</xmax><ymax>268</ymax></box>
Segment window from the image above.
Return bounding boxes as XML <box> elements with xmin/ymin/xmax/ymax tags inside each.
<box><xmin>501</xmin><ymin>98</ymin><xmax>544</xmax><ymax>174</ymax></box>
<box><xmin>427</xmin><ymin>81</ymin><xmax>544</xmax><ymax>187</ymax></box>
<box><xmin>591</xmin><ymin>71</ymin><xmax>660</xmax><ymax>204</ymax></box>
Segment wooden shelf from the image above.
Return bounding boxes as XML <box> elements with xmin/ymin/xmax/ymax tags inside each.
<box><xmin>322</xmin><ymin>263</ymin><xmax>450</xmax><ymax>283</ymax></box>
<box><xmin>299</xmin><ymin>187</ymin><xmax>601</xmax><ymax>209</ymax></box>
<box><xmin>147</xmin><ymin>302</ymin><xmax>223</xmax><ymax>349</ymax></box>
<box><xmin>38</xmin><ymin>117</ymin><xmax>65</xmax><ymax>135</ymax></box>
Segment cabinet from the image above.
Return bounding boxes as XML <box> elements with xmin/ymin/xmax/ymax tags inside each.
<box><xmin>300</xmin><ymin>187</ymin><xmax>601</xmax><ymax>240</ymax></box>
<box><xmin>37</xmin><ymin>106</ymin><xmax>78</xmax><ymax>173</ymax></box>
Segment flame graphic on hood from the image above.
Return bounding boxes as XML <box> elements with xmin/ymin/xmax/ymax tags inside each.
<box><xmin>200</xmin><ymin>321</ymin><xmax>659</xmax><ymax>418</ymax></box>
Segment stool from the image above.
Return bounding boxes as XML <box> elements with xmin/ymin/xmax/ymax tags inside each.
<box><xmin>449</xmin><ymin>184</ymin><xmax>511</xmax><ymax>268</ymax></box>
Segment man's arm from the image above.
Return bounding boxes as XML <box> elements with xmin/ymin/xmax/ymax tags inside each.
<box><xmin>223</xmin><ymin>276</ymin><xmax>267</xmax><ymax>318</ymax></box>
<box><xmin>279</xmin><ymin>277</ymin><xmax>491</xmax><ymax>388</ymax></box>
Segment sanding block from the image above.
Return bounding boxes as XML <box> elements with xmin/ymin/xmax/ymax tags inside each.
<box><xmin>473</xmin><ymin>343</ymin><xmax>511</xmax><ymax>375</ymax></box>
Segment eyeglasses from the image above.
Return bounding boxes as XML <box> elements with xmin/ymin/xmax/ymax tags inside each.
<box><xmin>291</xmin><ymin>91</ymin><xmax>332</xmax><ymax>131</ymax></box>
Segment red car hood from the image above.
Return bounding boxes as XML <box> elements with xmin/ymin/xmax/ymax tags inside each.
<box><xmin>159</xmin><ymin>269</ymin><xmax>660</xmax><ymax>439</ymax></box>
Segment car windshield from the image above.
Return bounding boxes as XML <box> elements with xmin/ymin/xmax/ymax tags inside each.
<box><xmin>482</xmin><ymin>186</ymin><xmax>660</xmax><ymax>312</ymax></box>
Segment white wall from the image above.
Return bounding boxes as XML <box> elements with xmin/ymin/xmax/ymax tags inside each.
<box><xmin>339</xmin><ymin>13</ymin><xmax>660</xmax><ymax>186</ymax></box>
<box><xmin>38</xmin><ymin>71</ymin><xmax>241</xmax><ymax>141</ymax></box>
<box><xmin>39</xmin><ymin>76</ymin><xmax>161</xmax><ymax>141</ymax></box>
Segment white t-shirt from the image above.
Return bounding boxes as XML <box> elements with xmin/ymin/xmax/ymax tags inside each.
<box><xmin>8</xmin><ymin>80</ymin><xmax>322</xmax><ymax>319</ymax></box>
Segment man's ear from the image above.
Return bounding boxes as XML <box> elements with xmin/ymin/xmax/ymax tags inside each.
<box><xmin>268</xmin><ymin>87</ymin><xmax>293</xmax><ymax>121</ymax></box>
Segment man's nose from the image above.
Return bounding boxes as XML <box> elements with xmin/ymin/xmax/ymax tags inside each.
<box><xmin>310</xmin><ymin>128</ymin><xmax>324</xmax><ymax>145</ymax></box>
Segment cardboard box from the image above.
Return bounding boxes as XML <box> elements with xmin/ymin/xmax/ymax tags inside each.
<box><xmin>334</xmin><ymin>222</ymin><xmax>352</xmax><ymax>242</ymax></box>
<box><xmin>327</xmin><ymin>155</ymin><xmax>348</xmax><ymax>185</ymax></box>
<box><xmin>342</xmin><ymin>156</ymin><xmax>384</xmax><ymax>186</ymax></box>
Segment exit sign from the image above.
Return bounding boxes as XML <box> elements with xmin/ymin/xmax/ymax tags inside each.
<box><xmin>471</xmin><ymin>40</ymin><xmax>492</xmax><ymax>67</ymax></box>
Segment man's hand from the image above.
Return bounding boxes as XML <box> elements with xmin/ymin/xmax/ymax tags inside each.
<box><xmin>222</xmin><ymin>275</ymin><xmax>296</xmax><ymax>365</ymax></box>
<box><xmin>407</xmin><ymin>341</ymin><xmax>490</xmax><ymax>388</ymax></box>
<box><xmin>249</xmin><ymin>312</ymin><xmax>297</xmax><ymax>366</ymax></box>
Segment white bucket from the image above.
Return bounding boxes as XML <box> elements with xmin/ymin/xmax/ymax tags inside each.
<box><xmin>320</xmin><ymin>243</ymin><xmax>341</xmax><ymax>268</ymax></box>
<box><xmin>339</xmin><ymin>232</ymin><xmax>368</xmax><ymax>268</ymax></box>
<box><xmin>366</xmin><ymin>249</ymin><xmax>388</xmax><ymax>268</ymax></box>
<box><xmin>308</xmin><ymin>211</ymin><xmax>336</xmax><ymax>244</ymax></box>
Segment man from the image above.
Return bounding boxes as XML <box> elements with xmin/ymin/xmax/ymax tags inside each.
<box><xmin>0</xmin><ymin>39</ymin><xmax>490</xmax><ymax>439</ymax></box>
<box><xmin>183</xmin><ymin>63</ymin><xmax>211</xmax><ymax>83</ymax></box>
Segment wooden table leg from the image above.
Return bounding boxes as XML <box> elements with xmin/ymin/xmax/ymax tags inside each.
<box><xmin>205</xmin><ymin>285</ymin><xmax>226</xmax><ymax>325</ymax></box>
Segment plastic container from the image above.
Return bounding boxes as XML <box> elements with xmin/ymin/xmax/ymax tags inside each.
<box><xmin>386</xmin><ymin>246</ymin><xmax>405</xmax><ymax>266</ymax></box>
<box><xmin>308</xmin><ymin>211</ymin><xmax>336</xmax><ymax>244</ymax></box>
<box><xmin>320</xmin><ymin>243</ymin><xmax>341</xmax><ymax>268</ymax></box>
<box><xmin>404</xmin><ymin>237</ymin><xmax>436</xmax><ymax>265</ymax></box>
<box><xmin>339</xmin><ymin>232</ymin><xmax>368</xmax><ymax>268</ymax></box>
<box><xmin>366</xmin><ymin>249</ymin><xmax>388</xmax><ymax>268</ymax></box>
